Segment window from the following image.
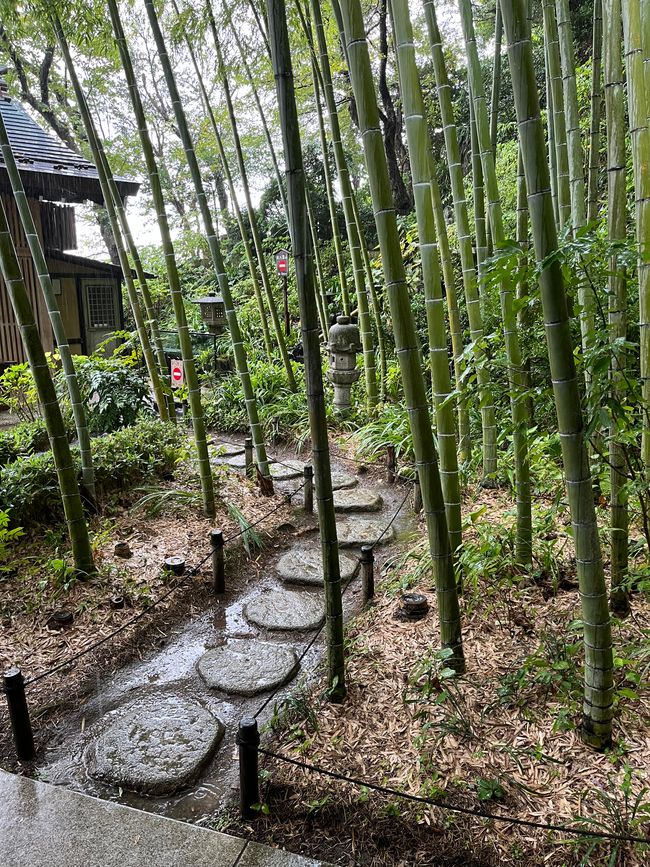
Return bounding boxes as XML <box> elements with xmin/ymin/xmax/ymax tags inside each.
<box><xmin>86</xmin><ymin>283</ymin><xmax>117</xmax><ymax>329</ymax></box>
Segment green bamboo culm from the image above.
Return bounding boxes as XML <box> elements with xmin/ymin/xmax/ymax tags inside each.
<box><xmin>542</xmin><ymin>0</ymin><xmax>571</xmax><ymax>227</ymax></box>
<box><xmin>139</xmin><ymin>0</ymin><xmax>272</xmax><ymax>491</ymax></box>
<box><xmin>306</xmin><ymin>187</ymin><xmax>331</xmax><ymax>336</ymax></box>
<box><xmin>0</xmin><ymin>115</ymin><xmax>96</xmax><ymax>501</ymax></box>
<box><xmin>604</xmin><ymin>0</ymin><xmax>630</xmax><ymax>613</ymax></box>
<box><xmin>501</xmin><ymin>0</ymin><xmax>614</xmax><ymax>749</ymax></box>
<box><xmin>424</xmin><ymin>0</ymin><xmax>497</xmax><ymax>479</ymax></box>
<box><xmin>266</xmin><ymin>0</ymin><xmax>346</xmax><ymax>699</ymax></box>
<box><xmin>206</xmin><ymin>0</ymin><xmax>297</xmax><ymax>390</ymax></box>
<box><xmin>307</xmin><ymin>0</ymin><xmax>379</xmax><ymax>409</ymax></box>
<box><xmin>51</xmin><ymin>17</ymin><xmax>171</xmax><ymax>435</ymax></box>
<box><xmin>587</xmin><ymin>0</ymin><xmax>604</xmax><ymax>224</ymax></box>
<box><xmin>0</xmin><ymin>196</ymin><xmax>95</xmax><ymax>575</ymax></box>
<box><xmin>468</xmin><ymin>94</ymin><xmax>488</xmax><ymax>285</ymax></box>
<box><xmin>339</xmin><ymin>0</ymin><xmax>465</xmax><ymax>671</ymax></box>
<box><xmin>107</xmin><ymin>0</ymin><xmax>217</xmax><ymax>514</ymax></box>
<box><xmin>458</xmin><ymin>0</ymin><xmax>532</xmax><ymax>566</ymax></box>
<box><xmin>176</xmin><ymin>4</ymin><xmax>274</xmax><ymax>357</ymax></box>
<box><xmin>391</xmin><ymin>0</ymin><xmax>462</xmax><ymax>554</ymax></box>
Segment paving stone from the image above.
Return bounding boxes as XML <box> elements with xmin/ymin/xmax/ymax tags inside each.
<box><xmin>238</xmin><ymin>843</ymin><xmax>328</xmax><ymax>866</ymax></box>
<box><xmin>276</xmin><ymin>548</ymin><xmax>358</xmax><ymax>587</ymax></box>
<box><xmin>329</xmin><ymin>470</ymin><xmax>358</xmax><ymax>491</ymax></box>
<box><xmin>198</xmin><ymin>639</ymin><xmax>299</xmax><ymax>695</ymax></box>
<box><xmin>244</xmin><ymin>588</ymin><xmax>325</xmax><ymax>631</ymax></box>
<box><xmin>332</xmin><ymin>487</ymin><xmax>383</xmax><ymax>513</ymax></box>
<box><xmin>336</xmin><ymin>515</ymin><xmax>396</xmax><ymax>547</ymax></box>
<box><xmin>270</xmin><ymin>459</ymin><xmax>304</xmax><ymax>481</ymax></box>
<box><xmin>84</xmin><ymin>693</ymin><xmax>224</xmax><ymax>795</ymax></box>
<box><xmin>212</xmin><ymin>441</ymin><xmax>244</xmax><ymax>457</ymax></box>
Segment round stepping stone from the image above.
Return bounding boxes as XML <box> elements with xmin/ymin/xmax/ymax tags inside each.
<box><xmin>221</xmin><ymin>453</ymin><xmax>247</xmax><ymax>468</ymax></box>
<box><xmin>212</xmin><ymin>441</ymin><xmax>244</xmax><ymax>457</ymax></box>
<box><xmin>84</xmin><ymin>693</ymin><xmax>224</xmax><ymax>795</ymax></box>
<box><xmin>329</xmin><ymin>470</ymin><xmax>358</xmax><ymax>491</ymax></box>
<box><xmin>276</xmin><ymin>548</ymin><xmax>358</xmax><ymax>586</ymax></box>
<box><xmin>198</xmin><ymin>639</ymin><xmax>299</xmax><ymax>695</ymax></box>
<box><xmin>270</xmin><ymin>459</ymin><xmax>304</xmax><ymax>481</ymax></box>
<box><xmin>333</xmin><ymin>487</ymin><xmax>383</xmax><ymax>513</ymax></box>
<box><xmin>336</xmin><ymin>515</ymin><xmax>396</xmax><ymax>547</ymax></box>
<box><xmin>245</xmin><ymin>588</ymin><xmax>325</xmax><ymax>631</ymax></box>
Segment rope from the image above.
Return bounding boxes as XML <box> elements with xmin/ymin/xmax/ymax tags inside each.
<box><xmin>257</xmin><ymin>747</ymin><xmax>650</xmax><ymax>846</ymax></box>
<box><xmin>367</xmin><ymin>484</ymin><xmax>412</xmax><ymax>549</ymax></box>
<box><xmin>222</xmin><ymin>481</ymin><xmax>307</xmax><ymax>543</ymax></box>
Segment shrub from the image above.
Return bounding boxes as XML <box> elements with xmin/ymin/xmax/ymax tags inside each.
<box><xmin>71</xmin><ymin>354</ymin><xmax>154</xmax><ymax>434</ymax></box>
<box><xmin>0</xmin><ymin>419</ymin><xmax>53</xmax><ymax>466</ymax></box>
<box><xmin>0</xmin><ymin>418</ymin><xmax>182</xmax><ymax>527</ymax></box>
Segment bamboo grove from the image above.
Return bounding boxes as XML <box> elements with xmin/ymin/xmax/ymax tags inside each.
<box><xmin>0</xmin><ymin>0</ymin><xmax>648</xmax><ymax>749</ymax></box>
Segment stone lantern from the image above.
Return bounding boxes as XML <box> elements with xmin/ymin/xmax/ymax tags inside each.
<box><xmin>326</xmin><ymin>315</ymin><xmax>362</xmax><ymax>412</ymax></box>
<box><xmin>193</xmin><ymin>295</ymin><xmax>227</xmax><ymax>334</ymax></box>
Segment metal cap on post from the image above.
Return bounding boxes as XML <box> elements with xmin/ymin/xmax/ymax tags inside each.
<box><xmin>360</xmin><ymin>545</ymin><xmax>375</xmax><ymax>602</ymax></box>
<box><xmin>237</xmin><ymin>716</ymin><xmax>260</xmax><ymax>819</ymax></box>
<box><xmin>3</xmin><ymin>667</ymin><xmax>35</xmax><ymax>761</ymax></box>
<box><xmin>303</xmin><ymin>464</ymin><xmax>314</xmax><ymax>513</ymax></box>
<box><xmin>210</xmin><ymin>529</ymin><xmax>225</xmax><ymax>595</ymax></box>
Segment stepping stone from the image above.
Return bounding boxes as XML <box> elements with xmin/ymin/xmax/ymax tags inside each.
<box><xmin>84</xmin><ymin>693</ymin><xmax>224</xmax><ymax>796</ymax></box>
<box><xmin>332</xmin><ymin>487</ymin><xmax>383</xmax><ymax>513</ymax></box>
<box><xmin>329</xmin><ymin>470</ymin><xmax>358</xmax><ymax>491</ymax></box>
<box><xmin>197</xmin><ymin>639</ymin><xmax>299</xmax><ymax>696</ymax></box>
<box><xmin>336</xmin><ymin>515</ymin><xmax>396</xmax><ymax>548</ymax></box>
<box><xmin>245</xmin><ymin>588</ymin><xmax>325</xmax><ymax>631</ymax></box>
<box><xmin>220</xmin><ymin>453</ymin><xmax>247</xmax><ymax>468</ymax></box>
<box><xmin>276</xmin><ymin>548</ymin><xmax>358</xmax><ymax>586</ymax></box>
<box><xmin>212</xmin><ymin>440</ymin><xmax>244</xmax><ymax>457</ymax></box>
<box><xmin>270</xmin><ymin>459</ymin><xmax>304</xmax><ymax>481</ymax></box>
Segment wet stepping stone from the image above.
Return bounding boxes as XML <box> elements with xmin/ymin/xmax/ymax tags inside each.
<box><xmin>245</xmin><ymin>587</ymin><xmax>325</xmax><ymax>631</ymax></box>
<box><xmin>270</xmin><ymin>459</ymin><xmax>304</xmax><ymax>481</ymax></box>
<box><xmin>220</xmin><ymin>453</ymin><xmax>247</xmax><ymax>468</ymax></box>
<box><xmin>276</xmin><ymin>548</ymin><xmax>358</xmax><ymax>586</ymax></box>
<box><xmin>336</xmin><ymin>515</ymin><xmax>396</xmax><ymax>547</ymax></box>
<box><xmin>198</xmin><ymin>639</ymin><xmax>299</xmax><ymax>695</ymax></box>
<box><xmin>84</xmin><ymin>693</ymin><xmax>224</xmax><ymax>796</ymax></box>
<box><xmin>329</xmin><ymin>470</ymin><xmax>358</xmax><ymax>491</ymax></box>
<box><xmin>332</xmin><ymin>487</ymin><xmax>383</xmax><ymax>513</ymax></box>
<box><xmin>212</xmin><ymin>441</ymin><xmax>244</xmax><ymax>457</ymax></box>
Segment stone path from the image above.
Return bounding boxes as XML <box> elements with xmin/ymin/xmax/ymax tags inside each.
<box><xmin>276</xmin><ymin>547</ymin><xmax>358</xmax><ymax>586</ymax></box>
<box><xmin>0</xmin><ymin>769</ymin><xmax>331</xmax><ymax>867</ymax></box>
<box><xmin>245</xmin><ymin>587</ymin><xmax>326</xmax><ymax>631</ymax></box>
<box><xmin>198</xmin><ymin>639</ymin><xmax>299</xmax><ymax>695</ymax></box>
<box><xmin>332</xmin><ymin>487</ymin><xmax>383</xmax><ymax>513</ymax></box>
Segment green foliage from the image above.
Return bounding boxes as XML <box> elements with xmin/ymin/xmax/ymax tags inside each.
<box><xmin>0</xmin><ymin>360</ymin><xmax>45</xmax><ymax>421</ymax></box>
<box><xmin>0</xmin><ymin>509</ymin><xmax>23</xmax><ymax>569</ymax></box>
<box><xmin>0</xmin><ymin>419</ymin><xmax>54</xmax><ymax>466</ymax></box>
<box><xmin>71</xmin><ymin>352</ymin><xmax>154</xmax><ymax>434</ymax></box>
<box><xmin>0</xmin><ymin>417</ymin><xmax>181</xmax><ymax>526</ymax></box>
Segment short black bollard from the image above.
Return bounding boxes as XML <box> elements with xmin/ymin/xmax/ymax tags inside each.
<box><xmin>237</xmin><ymin>717</ymin><xmax>260</xmax><ymax>819</ymax></box>
<box><xmin>244</xmin><ymin>437</ymin><xmax>254</xmax><ymax>479</ymax></box>
<box><xmin>304</xmin><ymin>464</ymin><xmax>314</xmax><ymax>513</ymax></box>
<box><xmin>386</xmin><ymin>445</ymin><xmax>396</xmax><ymax>484</ymax></box>
<box><xmin>211</xmin><ymin>529</ymin><xmax>225</xmax><ymax>595</ymax></box>
<box><xmin>4</xmin><ymin>667</ymin><xmax>35</xmax><ymax>761</ymax></box>
<box><xmin>413</xmin><ymin>474</ymin><xmax>422</xmax><ymax>514</ymax></box>
<box><xmin>360</xmin><ymin>545</ymin><xmax>375</xmax><ymax>602</ymax></box>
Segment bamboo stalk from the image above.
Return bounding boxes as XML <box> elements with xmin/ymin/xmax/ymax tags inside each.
<box><xmin>267</xmin><ymin>0</ymin><xmax>346</xmax><ymax>698</ymax></box>
<box><xmin>501</xmin><ymin>0</ymin><xmax>614</xmax><ymax>749</ymax></box>
<box><xmin>542</xmin><ymin>0</ymin><xmax>571</xmax><ymax>226</ymax></box>
<box><xmin>587</xmin><ymin>0</ymin><xmax>604</xmax><ymax>224</ymax></box>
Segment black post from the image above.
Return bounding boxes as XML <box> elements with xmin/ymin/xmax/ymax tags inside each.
<box><xmin>244</xmin><ymin>437</ymin><xmax>254</xmax><ymax>479</ymax></box>
<box><xmin>211</xmin><ymin>529</ymin><xmax>225</xmax><ymax>595</ymax></box>
<box><xmin>413</xmin><ymin>473</ymin><xmax>422</xmax><ymax>513</ymax></box>
<box><xmin>304</xmin><ymin>464</ymin><xmax>314</xmax><ymax>513</ymax></box>
<box><xmin>386</xmin><ymin>445</ymin><xmax>396</xmax><ymax>484</ymax></box>
<box><xmin>360</xmin><ymin>545</ymin><xmax>375</xmax><ymax>601</ymax></box>
<box><xmin>4</xmin><ymin>667</ymin><xmax>35</xmax><ymax>761</ymax></box>
<box><xmin>237</xmin><ymin>716</ymin><xmax>260</xmax><ymax>819</ymax></box>
<box><xmin>283</xmin><ymin>274</ymin><xmax>290</xmax><ymax>335</ymax></box>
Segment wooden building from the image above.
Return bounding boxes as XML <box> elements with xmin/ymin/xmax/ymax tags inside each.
<box><xmin>0</xmin><ymin>73</ymin><xmax>139</xmax><ymax>366</ymax></box>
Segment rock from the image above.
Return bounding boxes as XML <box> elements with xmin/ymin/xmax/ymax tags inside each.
<box><xmin>332</xmin><ymin>487</ymin><xmax>383</xmax><ymax>513</ymax></box>
<box><xmin>329</xmin><ymin>470</ymin><xmax>358</xmax><ymax>491</ymax></box>
<box><xmin>270</xmin><ymin>459</ymin><xmax>304</xmax><ymax>481</ymax></box>
<box><xmin>276</xmin><ymin>548</ymin><xmax>358</xmax><ymax>586</ymax></box>
<box><xmin>245</xmin><ymin>588</ymin><xmax>325</xmax><ymax>631</ymax></box>
<box><xmin>336</xmin><ymin>516</ymin><xmax>396</xmax><ymax>547</ymax></box>
<box><xmin>198</xmin><ymin>639</ymin><xmax>299</xmax><ymax>695</ymax></box>
<box><xmin>212</xmin><ymin>441</ymin><xmax>244</xmax><ymax>457</ymax></box>
<box><xmin>84</xmin><ymin>693</ymin><xmax>224</xmax><ymax>795</ymax></box>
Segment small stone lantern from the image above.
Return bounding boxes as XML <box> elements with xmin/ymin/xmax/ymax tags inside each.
<box><xmin>326</xmin><ymin>315</ymin><xmax>362</xmax><ymax>412</ymax></box>
<box><xmin>193</xmin><ymin>295</ymin><xmax>227</xmax><ymax>334</ymax></box>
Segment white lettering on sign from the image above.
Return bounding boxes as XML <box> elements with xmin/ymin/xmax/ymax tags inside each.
<box><xmin>276</xmin><ymin>250</ymin><xmax>289</xmax><ymax>276</ymax></box>
<box><xmin>171</xmin><ymin>359</ymin><xmax>184</xmax><ymax>388</ymax></box>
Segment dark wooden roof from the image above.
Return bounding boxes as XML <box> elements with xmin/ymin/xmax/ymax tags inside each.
<box><xmin>47</xmin><ymin>249</ymin><xmax>155</xmax><ymax>280</ymax></box>
<box><xmin>0</xmin><ymin>87</ymin><xmax>139</xmax><ymax>205</ymax></box>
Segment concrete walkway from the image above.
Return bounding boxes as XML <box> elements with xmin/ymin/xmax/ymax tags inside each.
<box><xmin>0</xmin><ymin>770</ymin><xmax>329</xmax><ymax>867</ymax></box>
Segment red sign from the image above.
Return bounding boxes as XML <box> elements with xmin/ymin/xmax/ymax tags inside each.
<box><xmin>276</xmin><ymin>250</ymin><xmax>290</xmax><ymax>276</ymax></box>
<box><xmin>171</xmin><ymin>359</ymin><xmax>184</xmax><ymax>388</ymax></box>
